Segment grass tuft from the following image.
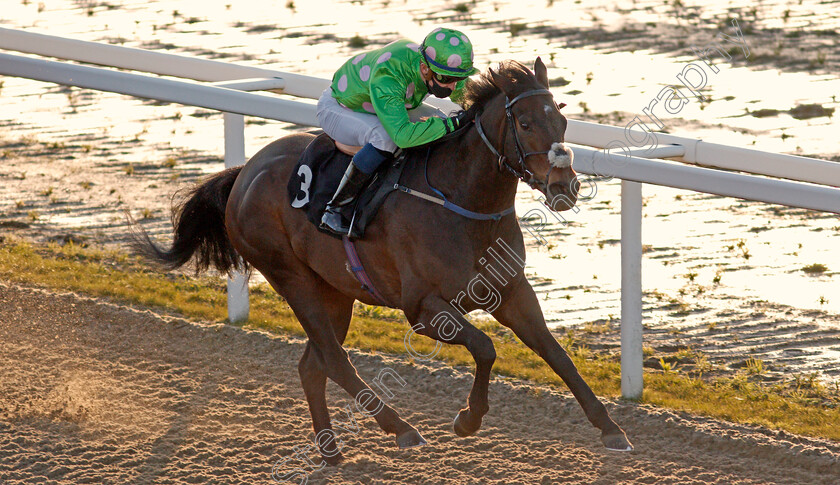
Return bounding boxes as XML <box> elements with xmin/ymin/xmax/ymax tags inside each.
<box><xmin>509</xmin><ymin>23</ymin><xmax>527</xmax><ymax>37</ymax></box>
<box><xmin>802</xmin><ymin>263</ymin><xmax>828</xmax><ymax>275</ymax></box>
<box><xmin>745</xmin><ymin>356</ymin><xmax>765</xmax><ymax>375</ymax></box>
<box><xmin>348</xmin><ymin>35</ymin><xmax>367</xmax><ymax>48</ymax></box>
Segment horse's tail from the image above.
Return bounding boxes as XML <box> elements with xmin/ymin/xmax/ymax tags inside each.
<box><xmin>132</xmin><ymin>166</ymin><xmax>246</xmax><ymax>274</ymax></box>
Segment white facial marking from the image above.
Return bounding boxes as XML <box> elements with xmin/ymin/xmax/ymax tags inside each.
<box><xmin>543</xmin><ymin>104</ymin><xmax>553</xmax><ymax>115</ymax></box>
<box><xmin>548</xmin><ymin>142</ymin><xmax>573</xmax><ymax>169</ymax></box>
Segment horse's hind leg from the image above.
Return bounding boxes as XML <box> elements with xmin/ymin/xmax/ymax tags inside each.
<box><xmin>404</xmin><ymin>295</ymin><xmax>496</xmax><ymax>437</ymax></box>
<box><xmin>298</xmin><ymin>294</ymin><xmax>353</xmax><ymax>465</ymax></box>
<box><xmin>266</xmin><ymin>272</ymin><xmax>425</xmax><ymax>449</ymax></box>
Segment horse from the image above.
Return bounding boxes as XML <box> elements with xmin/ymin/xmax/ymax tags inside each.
<box><xmin>135</xmin><ymin>57</ymin><xmax>633</xmax><ymax>464</ymax></box>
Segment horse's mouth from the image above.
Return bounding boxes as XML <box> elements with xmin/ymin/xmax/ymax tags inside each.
<box><xmin>545</xmin><ymin>190</ymin><xmax>577</xmax><ymax>211</ymax></box>
<box><xmin>545</xmin><ymin>172</ymin><xmax>580</xmax><ymax>212</ymax></box>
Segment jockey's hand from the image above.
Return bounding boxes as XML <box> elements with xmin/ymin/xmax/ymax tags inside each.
<box><xmin>446</xmin><ymin>110</ymin><xmax>473</xmax><ymax>134</ymax></box>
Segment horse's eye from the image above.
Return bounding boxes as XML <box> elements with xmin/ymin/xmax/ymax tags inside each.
<box><xmin>557</xmin><ymin>102</ymin><xmax>567</xmax><ymax>110</ymax></box>
<box><xmin>519</xmin><ymin>121</ymin><xmax>529</xmax><ymax>130</ymax></box>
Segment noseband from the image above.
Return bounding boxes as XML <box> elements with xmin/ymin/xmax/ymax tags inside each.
<box><xmin>474</xmin><ymin>88</ymin><xmax>557</xmax><ymax>191</ymax></box>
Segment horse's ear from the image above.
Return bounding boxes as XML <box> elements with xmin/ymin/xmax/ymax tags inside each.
<box><xmin>534</xmin><ymin>57</ymin><xmax>549</xmax><ymax>89</ymax></box>
<box><xmin>488</xmin><ymin>66</ymin><xmax>502</xmax><ymax>87</ymax></box>
<box><xmin>490</xmin><ymin>64</ymin><xmax>515</xmax><ymax>96</ymax></box>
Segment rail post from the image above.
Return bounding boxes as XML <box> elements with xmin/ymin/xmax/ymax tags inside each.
<box><xmin>620</xmin><ymin>180</ymin><xmax>644</xmax><ymax>399</ymax></box>
<box><xmin>224</xmin><ymin>113</ymin><xmax>249</xmax><ymax>323</ymax></box>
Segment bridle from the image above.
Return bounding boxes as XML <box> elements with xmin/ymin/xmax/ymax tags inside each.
<box><xmin>474</xmin><ymin>88</ymin><xmax>559</xmax><ymax>191</ymax></box>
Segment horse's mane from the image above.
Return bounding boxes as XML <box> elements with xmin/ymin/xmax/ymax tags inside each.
<box><xmin>403</xmin><ymin>60</ymin><xmax>539</xmax><ymax>156</ymax></box>
<box><xmin>460</xmin><ymin>60</ymin><xmax>539</xmax><ymax>115</ymax></box>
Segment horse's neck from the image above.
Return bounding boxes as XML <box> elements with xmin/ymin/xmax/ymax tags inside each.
<box><xmin>417</xmin><ymin>123</ymin><xmax>518</xmax><ymax>215</ymax></box>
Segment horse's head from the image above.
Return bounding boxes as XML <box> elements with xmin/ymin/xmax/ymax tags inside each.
<box><xmin>467</xmin><ymin>58</ymin><xmax>578</xmax><ymax>211</ymax></box>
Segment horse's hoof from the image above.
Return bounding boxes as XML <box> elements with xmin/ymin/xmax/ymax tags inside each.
<box><xmin>452</xmin><ymin>409</ymin><xmax>481</xmax><ymax>437</ymax></box>
<box><xmin>396</xmin><ymin>429</ymin><xmax>427</xmax><ymax>449</ymax></box>
<box><xmin>602</xmin><ymin>431</ymin><xmax>633</xmax><ymax>452</ymax></box>
<box><xmin>321</xmin><ymin>452</ymin><xmax>344</xmax><ymax>466</ymax></box>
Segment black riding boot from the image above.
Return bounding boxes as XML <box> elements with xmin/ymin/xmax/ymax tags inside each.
<box><xmin>320</xmin><ymin>143</ymin><xmax>392</xmax><ymax>235</ymax></box>
<box><xmin>319</xmin><ymin>160</ymin><xmax>374</xmax><ymax>235</ymax></box>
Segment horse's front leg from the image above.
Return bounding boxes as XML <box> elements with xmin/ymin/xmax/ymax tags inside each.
<box><xmin>405</xmin><ymin>295</ymin><xmax>496</xmax><ymax>437</ymax></box>
<box><xmin>491</xmin><ymin>278</ymin><xmax>633</xmax><ymax>451</ymax></box>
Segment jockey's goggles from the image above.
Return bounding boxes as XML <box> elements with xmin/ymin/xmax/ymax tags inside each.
<box><xmin>431</xmin><ymin>72</ymin><xmax>467</xmax><ymax>85</ymax></box>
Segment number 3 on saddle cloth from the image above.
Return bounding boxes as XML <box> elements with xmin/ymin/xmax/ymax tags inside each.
<box><xmin>286</xmin><ymin>133</ymin><xmax>406</xmax><ymax>240</ymax></box>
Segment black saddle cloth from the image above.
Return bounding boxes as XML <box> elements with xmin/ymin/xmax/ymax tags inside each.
<box><xmin>286</xmin><ymin>133</ymin><xmax>406</xmax><ymax>239</ymax></box>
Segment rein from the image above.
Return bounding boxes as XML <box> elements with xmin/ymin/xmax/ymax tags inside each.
<box><xmin>393</xmin><ymin>88</ymin><xmax>555</xmax><ymax>222</ymax></box>
<box><xmin>394</xmin><ymin>147</ymin><xmax>515</xmax><ymax>221</ymax></box>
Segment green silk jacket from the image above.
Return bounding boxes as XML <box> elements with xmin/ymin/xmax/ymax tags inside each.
<box><xmin>330</xmin><ymin>39</ymin><xmax>465</xmax><ymax>149</ymax></box>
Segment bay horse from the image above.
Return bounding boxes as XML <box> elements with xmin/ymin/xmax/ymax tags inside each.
<box><xmin>136</xmin><ymin>57</ymin><xmax>632</xmax><ymax>463</ymax></box>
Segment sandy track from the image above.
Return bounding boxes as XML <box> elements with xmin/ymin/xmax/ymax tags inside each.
<box><xmin>1</xmin><ymin>282</ymin><xmax>839</xmax><ymax>484</ymax></box>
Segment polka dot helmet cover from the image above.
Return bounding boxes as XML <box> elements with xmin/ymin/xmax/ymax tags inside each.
<box><xmin>421</xmin><ymin>27</ymin><xmax>479</xmax><ymax>77</ymax></box>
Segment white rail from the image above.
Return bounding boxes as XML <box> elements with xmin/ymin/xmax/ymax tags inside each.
<box><xmin>2</xmin><ymin>28</ymin><xmax>839</xmax><ymax>399</ymax></box>
<box><xmin>573</xmin><ymin>146</ymin><xmax>839</xmax><ymax>213</ymax></box>
<box><xmin>223</xmin><ymin>112</ymin><xmax>251</xmax><ymax>324</ymax></box>
<box><xmin>0</xmin><ymin>53</ymin><xmax>319</xmax><ymax>126</ymax></box>
<box><xmin>0</xmin><ymin>26</ymin><xmax>329</xmax><ymax>98</ymax></box>
<box><xmin>566</xmin><ymin>120</ymin><xmax>840</xmax><ymax>188</ymax></box>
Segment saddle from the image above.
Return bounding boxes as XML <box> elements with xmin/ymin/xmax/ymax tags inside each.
<box><xmin>286</xmin><ymin>133</ymin><xmax>407</xmax><ymax>239</ymax></box>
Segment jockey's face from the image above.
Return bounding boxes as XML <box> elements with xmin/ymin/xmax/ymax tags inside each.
<box><xmin>420</xmin><ymin>63</ymin><xmax>460</xmax><ymax>91</ymax></box>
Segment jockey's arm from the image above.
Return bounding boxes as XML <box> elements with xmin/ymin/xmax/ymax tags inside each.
<box><xmin>369</xmin><ymin>75</ymin><xmax>457</xmax><ymax>149</ymax></box>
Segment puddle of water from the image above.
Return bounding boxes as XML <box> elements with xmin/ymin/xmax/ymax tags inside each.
<box><xmin>515</xmin><ymin>178</ymin><xmax>840</xmax><ymax>322</ymax></box>
<box><xmin>1</xmin><ymin>0</ymin><xmax>838</xmax><ymax>331</ymax></box>
<box><xmin>50</xmin><ymin>211</ymin><xmax>118</xmax><ymax>227</ymax></box>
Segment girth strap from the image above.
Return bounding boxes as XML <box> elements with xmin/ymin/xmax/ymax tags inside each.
<box><xmin>342</xmin><ymin>236</ymin><xmax>389</xmax><ymax>306</ymax></box>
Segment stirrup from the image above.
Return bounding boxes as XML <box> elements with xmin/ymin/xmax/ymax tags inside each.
<box><xmin>320</xmin><ymin>208</ymin><xmax>350</xmax><ymax>236</ymax></box>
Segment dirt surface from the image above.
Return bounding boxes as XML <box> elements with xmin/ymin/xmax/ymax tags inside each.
<box><xmin>1</xmin><ymin>281</ymin><xmax>840</xmax><ymax>484</ymax></box>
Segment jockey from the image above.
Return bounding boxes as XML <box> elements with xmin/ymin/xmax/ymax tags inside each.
<box><xmin>316</xmin><ymin>27</ymin><xmax>479</xmax><ymax>236</ymax></box>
